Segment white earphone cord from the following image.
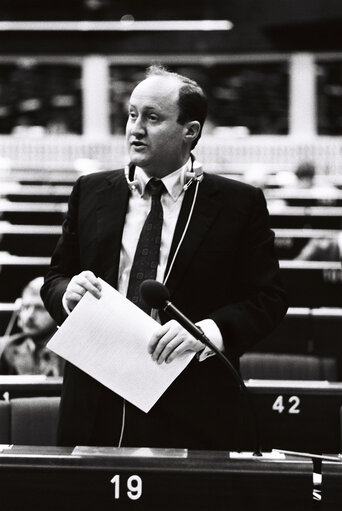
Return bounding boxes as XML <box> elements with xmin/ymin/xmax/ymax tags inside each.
<box><xmin>118</xmin><ymin>399</ymin><xmax>126</xmax><ymax>447</ymax></box>
<box><xmin>163</xmin><ymin>179</ymin><xmax>200</xmax><ymax>286</ymax></box>
<box><xmin>118</xmin><ymin>170</ymin><xmax>201</xmax><ymax>447</ymax></box>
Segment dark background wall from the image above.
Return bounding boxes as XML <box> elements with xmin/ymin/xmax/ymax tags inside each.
<box><xmin>1</xmin><ymin>0</ymin><xmax>342</xmax><ymax>54</ymax></box>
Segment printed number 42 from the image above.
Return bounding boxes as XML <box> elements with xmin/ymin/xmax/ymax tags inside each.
<box><xmin>272</xmin><ymin>395</ymin><xmax>300</xmax><ymax>414</ymax></box>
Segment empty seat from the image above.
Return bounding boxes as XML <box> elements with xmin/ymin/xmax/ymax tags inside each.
<box><xmin>0</xmin><ymin>400</ymin><xmax>10</xmax><ymax>443</ymax></box>
<box><xmin>0</xmin><ymin>396</ymin><xmax>60</xmax><ymax>445</ymax></box>
<box><xmin>11</xmin><ymin>396</ymin><xmax>60</xmax><ymax>445</ymax></box>
<box><xmin>240</xmin><ymin>353</ymin><xmax>338</xmax><ymax>381</ymax></box>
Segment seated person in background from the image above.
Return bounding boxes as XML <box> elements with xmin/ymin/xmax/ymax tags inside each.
<box><xmin>0</xmin><ymin>277</ymin><xmax>63</xmax><ymax>376</ymax></box>
<box><xmin>275</xmin><ymin>161</ymin><xmax>337</xmax><ymax>199</ymax></box>
<box><xmin>295</xmin><ymin>232</ymin><xmax>342</xmax><ymax>262</ymax></box>
<box><xmin>293</xmin><ymin>161</ymin><xmax>338</xmax><ymax>203</ymax></box>
<box><xmin>295</xmin><ymin>161</ymin><xmax>316</xmax><ymax>188</ymax></box>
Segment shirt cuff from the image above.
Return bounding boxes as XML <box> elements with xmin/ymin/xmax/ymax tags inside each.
<box><xmin>196</xmin><ymin>319</ymin><xmax>224</xmax><ymax>362</ymax></box>
<box><xmin>62</xmin><ymin>292</ymin><xmax>72</xmax><ymax>316</ymax></box>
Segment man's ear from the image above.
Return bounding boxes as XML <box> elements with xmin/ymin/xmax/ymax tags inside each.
<box><xmin>17</xmin><ymin>313</ymin><xmax>23</xmax><ymax>331</ymax></box>
<box><xmin>184</xmin><ymin>121</ymin><xmax>201</xmax><ymax>143</ymax></box>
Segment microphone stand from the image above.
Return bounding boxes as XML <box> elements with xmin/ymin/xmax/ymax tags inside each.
<box><xmin>162</xmin><ymin>300</ymin><xmax>262</xmax><ymax>456</ymax></box>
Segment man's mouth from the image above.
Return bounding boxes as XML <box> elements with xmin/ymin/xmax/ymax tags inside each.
<box><xmin>131</xmin><ymin>140</ymin><xmax>147</xmax><ymax>148</ymax></box>
<box><xmin>24</xmin><ymin>324</ymin><xmax>38</xmax><ymax>334</ymax></box>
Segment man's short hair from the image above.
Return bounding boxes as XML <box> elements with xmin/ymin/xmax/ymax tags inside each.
<box><xmin>22</xmin><ymin>276</ymin><xmax>44</xmax><ymax>297</ymax></box>
<box><xmin>146</xmin><ymin>64</ymin><xmax>207</xmax><ymax>148</ymax></box>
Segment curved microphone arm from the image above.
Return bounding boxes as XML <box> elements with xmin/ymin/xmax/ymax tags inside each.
<box><xmin>140</xmin><ymin>280</ymin><xmax>262</xmax><ymax>456</ymax></box>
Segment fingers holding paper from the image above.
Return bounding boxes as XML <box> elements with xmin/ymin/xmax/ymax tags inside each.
<box><xmin>148</xmin><ymin>319</ymin><xmax>204</xmax><ymax>364</ymax></box>
<box><xmin>64</xmin><ymin>270</ymin><xmax>102</xmax><ymax>311</ymax></box>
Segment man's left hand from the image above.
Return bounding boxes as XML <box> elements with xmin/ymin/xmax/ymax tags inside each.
<box><xmin>148</xmin><ymin>320</ymin><xmax>204</xmax><ymax>364</ymax></box>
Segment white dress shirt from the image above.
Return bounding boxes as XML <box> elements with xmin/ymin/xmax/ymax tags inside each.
<box><xmin>119</xmin><ymin>161</ymin><xmax>223</xmax><ymax>360</ymax></box>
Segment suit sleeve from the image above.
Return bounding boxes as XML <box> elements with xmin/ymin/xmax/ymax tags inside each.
<box><xmin>41</xmin><ymin>177</ymin><xmax>82</xmax><ymax>325</ymax></box>
<box><xmin>209</xmin><ymin>188</ymin><xmax>287</xmax><ymax>358</ymax></box>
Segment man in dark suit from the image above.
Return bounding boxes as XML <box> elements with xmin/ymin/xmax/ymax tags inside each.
<box><xmin>41</xmin><ymin>65</ymin><xmax>287</xmax><ymax>450</ymax></box>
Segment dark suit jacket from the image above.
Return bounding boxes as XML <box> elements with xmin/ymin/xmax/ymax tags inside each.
<box><xmin>41</xmin><ymin>169</ymin><xmax>287</xmax><ymax>450</ymax></box>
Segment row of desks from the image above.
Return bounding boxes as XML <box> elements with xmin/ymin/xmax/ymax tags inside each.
<box><xmin>3</xmin><ymin>178</ymin><xmax>342</xmax><ymax>199</ymax></box>
<box><xmin>2</xmin><ymin>222</ymin><xmax>342</xmax><ymax>259</ymax></box>
<box><xmin>3</xmin><ymin>302</ymin><xmax>339</xmax><ymax>343</ymax></box>
<box><xmin>2</xmin><ymin>199</ymin><xmax>342</xmax><ymax>228</ymax></box>
<box><xmin>3</xmin><ymin>306</ymin><xmax>342</xmax><ymax>370</ymax></box>
<box><xmin>1</xmin><ymin>255</ymin><xmax>341</xmax><ymax>306</ymax></box>
<box><xmin>1</xmin><ymin>377</ymin><xmax>342</xmax><ymax>453</ymax></box>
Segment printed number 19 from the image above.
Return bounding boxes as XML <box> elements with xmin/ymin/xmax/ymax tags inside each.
<box><xmin>111</xmin><ymin>474</ymin><xmax>142</xmax><ymax>500</ymax></box>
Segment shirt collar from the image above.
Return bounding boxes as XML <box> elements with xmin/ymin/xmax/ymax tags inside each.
<box><xmin>135</xmin><ymin>158</ymin><xmax>192</xmax><ymax>201</ymax></box>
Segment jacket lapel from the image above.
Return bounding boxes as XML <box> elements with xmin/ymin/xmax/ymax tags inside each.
<box><xmin>164</xmin><ymin>175</ymin><xmax>222</xmax><ymax>296</ymax></box>
<box><xmin>95</xmin><ymin>170</ymin><xmax>130</xmax><ymax>287</ymax></box>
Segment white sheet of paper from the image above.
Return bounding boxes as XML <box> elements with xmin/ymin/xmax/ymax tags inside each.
<box><xmin>47</xmin><ymin>279</ymin><xmax>195</xmax><ymax>412</ymax></box>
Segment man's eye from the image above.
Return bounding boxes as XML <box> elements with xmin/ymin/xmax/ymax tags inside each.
<box><xmin>129</xmin><ymin>111</ymin><xmax>137</xmax><ymax>119</ymax></box>
<box><xmin>148</xmin><ymin>114</ymin><xmax>158</xmax><ymax>121</ymax></box>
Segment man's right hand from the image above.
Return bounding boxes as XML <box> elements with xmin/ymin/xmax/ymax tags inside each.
<box><xmin>63</xmin><ymin>270</ymin><xmax>102</xmax><ymax>312</ymax></box>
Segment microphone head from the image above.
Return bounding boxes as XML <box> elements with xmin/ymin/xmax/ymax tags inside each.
<box><xmin>140</xmin><ymin>280</ymin><xmax>170</xmax><ymax>310</ymax></box>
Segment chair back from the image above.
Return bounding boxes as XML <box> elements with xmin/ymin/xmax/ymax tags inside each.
<box><xmin>240</xmin><ymin>353</ymin><xmax>338</xmax><ymax>380</ymax></box>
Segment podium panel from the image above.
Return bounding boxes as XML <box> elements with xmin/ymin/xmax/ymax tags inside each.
<box><xmin>247</xmin><ymin>381</ymin><xmax>342</xmax><ymax>453</ymax></box>
<box><xmin>321</xmin><ymin>461</ymin><xmax>342</xmax><ymax>510</ymax></box>
<box><xmin>0</xmin><ymin>447</ymin><xmax>312</xmax><ymax>511</ymax></box>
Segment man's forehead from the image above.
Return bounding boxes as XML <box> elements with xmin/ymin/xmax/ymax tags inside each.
<box><xmin>21</xmin><ymin>289</ymin><xmax>43</xmax><ymax>305</ymax></box>
<box><xmin>130</xmin><ymin>76</ymin><xmax>181</xmax><ymax>105</ymax></box>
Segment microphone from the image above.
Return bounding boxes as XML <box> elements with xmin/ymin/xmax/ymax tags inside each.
<box><xmin>140</xmin><ymin>279</ymin><xmax>262</xmax><ymax>455</ymax></box>
<box><xmin>140</xmin><ymin>280</ymin><xmax>209</xmax><ymax>344</ymax></box>
<box><xmin>140</xmin><ymin>279</ymin><xmax>243</xmax><ymax>385</ymax></box>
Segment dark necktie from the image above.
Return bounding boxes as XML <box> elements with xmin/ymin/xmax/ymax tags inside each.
<box><xmin>126</xmin><ymin>178</ymin><xmax>165</xmax><ymax>314</ymax></box>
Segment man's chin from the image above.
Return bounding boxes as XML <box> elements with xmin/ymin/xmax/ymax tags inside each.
<box><xmin>129</xmin><ymin>155</ymin><xmax>148</xmax><ymax>167</ymax></box>
<box><xmin>22</xmin><ymin>327</ymin><xmax>38</xmax><ymax>336</ymax></box>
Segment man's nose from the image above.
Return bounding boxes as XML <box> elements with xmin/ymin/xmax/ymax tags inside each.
<box><xmin>130</xmin><ymin>115</ymin><xmax>146</xmax><ymax>136</ymax></box>
<box><xmin>26</xmin><ymin>305</ymin><xmax>36</xmax><ymax>316</ymax></box>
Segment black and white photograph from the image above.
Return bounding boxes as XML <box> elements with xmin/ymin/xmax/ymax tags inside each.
<box><xmin>0</xmin><ymin>1</ymin><xmax>342</xmax><ymax>509</ymax></box>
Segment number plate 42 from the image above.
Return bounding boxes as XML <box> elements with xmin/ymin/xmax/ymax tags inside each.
<box><xmin>272</xmin><ymin>395</ymin><xmax>301</xmax><ymax>414</ymax></box>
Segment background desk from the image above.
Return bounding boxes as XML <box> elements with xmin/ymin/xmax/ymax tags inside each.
<box><xmin>0</xmin><ymin>377</ymin><xmax>341</xmax><ymax>454</ymax></box>
<box><xmin>265</xmin><ymin>188</ymin><xmax>342</xmax><ymax>208</ymax></box>
<box><xmin>247</xmin><ymin>380</ymin><xmax>342</xmax><ymax>453</ymax></box>
<box><xmin>274</xmin><ymin>228</ymin><xmax>341</xmax><ymax>259</ymax></box>
<box><xmin>0</xmin><ymin>376</ymin><xmax>62</xmax><ymax>399</ymax></box>
<box><xmin>279</xmin><ymin>261</ymin><xmax>342</xmax><ymax>308</ymax></box>
<box><xmin>269</xmin><ymin>206</ymin><xmax>342</xmax><ymax>230</ymax></box>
